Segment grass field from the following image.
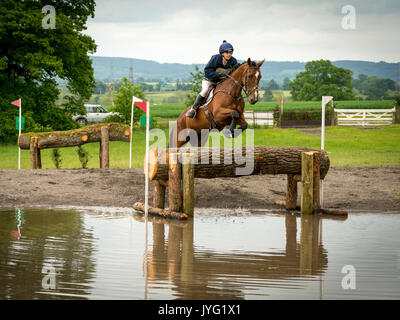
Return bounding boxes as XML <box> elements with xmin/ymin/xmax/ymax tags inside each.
<box><xmin>146</xmin><ymin>99</ymin><xmax>397</xmax><ymax>120</ymax></box>
<box><xmin>1</xmin><ymin>125</ymin><xmax>399</xmax><ymax>170</ymax></box>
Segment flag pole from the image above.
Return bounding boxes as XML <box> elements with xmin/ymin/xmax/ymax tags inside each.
<box><xmin>129</xmin><ymin>96</ymin><xmax>134</xmax><ymax>168</ymax></box>
<box><xmin>144</xmin><ymin>101</ymin><xmax>150</xmax><ymax>220</ymax></box>
<box><xmin>18</xmin><ymin>98</ymin><xmax>22</xmax><ymax>170</ymax></box>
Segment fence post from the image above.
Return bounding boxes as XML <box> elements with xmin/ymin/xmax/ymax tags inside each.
<box><xmin>301</xmin><ymin>151</ymin><xmax>314</xmax><ymax>215</ymax></box>
<box><xmin>394</xmin><ymin>105</ymin><xmax>400</xmax><ymax>124</ymax></box>
<box><xmin>100</xmin><ymin>126</ymin><xmax>109</xmax><ymax>168</ymax></box>
<box><xmin>168</xmin><ymin>152</ymin><xmax>182</xmax><ymax>213</ymax></box>
<box><xmin>182</xmin><ymin>152</ymin><xmax>195</xmax><ymax>217</ymax></box>
<box><xmin>286</xmin><ymin>174</ymin><xmax>298</xmax><ymax>209</ymax></box>
<box><xmin>153</xmin><ymin>180</ymin><xmax>166</xmax><ymax>209</ymax></box>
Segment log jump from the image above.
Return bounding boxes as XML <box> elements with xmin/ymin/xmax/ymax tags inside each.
<box><xmin>133</xmin><ymin>146</ymin><xmax>346</xmax><ymax>219</ymax></box>
<box><xmin>18</xmin><ymin>123</ymin><xmax>131</xmax><ymax>169</ymax></box>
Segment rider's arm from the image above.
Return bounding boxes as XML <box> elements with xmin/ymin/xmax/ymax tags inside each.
<box><xmin>204</xmin><ymin>55</ymin><xmax>222</xmax><ymax>80</ymax></box>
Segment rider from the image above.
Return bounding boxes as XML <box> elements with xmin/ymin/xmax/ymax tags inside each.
<box><xmin>186</xmin><ymin>40</ymin><xmax>238</xmax><ymax>118</ymax></box>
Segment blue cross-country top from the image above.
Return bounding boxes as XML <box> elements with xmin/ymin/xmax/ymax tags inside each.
<box><xmin>204</xmin><ymin>54</ymin><xmax>238</xmax><ymax>82</ymax></box>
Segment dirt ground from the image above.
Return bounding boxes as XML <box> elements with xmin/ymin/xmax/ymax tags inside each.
<box><xmin>1</xmin><ymin>166</ymin><xmax>400</xmax><ymax>213</ymax></box>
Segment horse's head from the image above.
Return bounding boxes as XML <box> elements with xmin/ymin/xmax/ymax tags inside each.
<box><xmin>243</xmin><ymin>58</ymin><xmax>264</xmax><ymax>104</ymax></box>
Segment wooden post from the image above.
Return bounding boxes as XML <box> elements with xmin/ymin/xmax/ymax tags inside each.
<box><xmin>312</xmin><ymin>152</ymin><xmax>321</xmax><ymax>213</ymax></box>
<box><xmin>394</xmin><ymin>105</ymin><xmax>400</xmax><ymax>124</ymax></box>
<box><xmin>37</xmin><ymin>145</ymin><xmax>42</xmax><ymax>169</ymax></box>
<box><xmin>153</xmin><ymin>180</ymin><xmax>166</xmax><ymax>209</ymax></box>
<box><xmin>100</xmin><ymin>126</ymin><xmax>109</xmax><ymax>168</ymax></box>
<box><xmin>182</xmin><ymin>152</ymin><xmax>195</xmax><ymax>217</ymax></box>
<box><xmin>301</xmin><ymin>151</ymin><xmax>314</xmax><ymax>215</ymax></box>
<box><xmin>29</xmin><ymin>137</ymin><xmax>38</xmax><ymax>169</ymax></box>
<box><xmin>286</xmin><ymin>174</ymin><xmax>298</xmax><ymax>210</ymax></box>
<box><xmin>168</xmin><ymin>152</ymin><xmax>182</xmax><ymax>213</ymax></box>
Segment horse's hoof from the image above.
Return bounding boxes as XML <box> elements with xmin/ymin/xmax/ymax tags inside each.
<box><xmin>222</xmin><ymin>127</ymin><xmax>232</xmax><ymax>139</ymax></box>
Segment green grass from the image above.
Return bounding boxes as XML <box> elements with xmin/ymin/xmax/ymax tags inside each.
<box><xmin>147</xmin><ymin>99</ymin><xmax>397</xmax><ymax>120</ymax></box>
<box><xmin>1</xmin><ymin>125</ymin><xmax>399</xmax><ymax>169</ymax></box>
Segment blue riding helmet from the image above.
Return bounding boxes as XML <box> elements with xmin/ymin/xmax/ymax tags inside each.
<box><xmin>219</xmin><ymin>40</ymin><xmax>234</xmax><ymax>54</ymax></box>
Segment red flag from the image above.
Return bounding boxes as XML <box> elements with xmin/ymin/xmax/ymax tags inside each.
<box><xmin>134</xmin><ymin>101</ymin><xmax>147</xmax><ymax>112</ymax></box>
<box><xmin>11</xmin><ymin>99</ymin><xmax>21</xmax><ymax>107</ymax></box>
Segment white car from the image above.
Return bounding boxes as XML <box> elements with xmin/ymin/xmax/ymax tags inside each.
<box><xmin>72</xmin><ymin>104</ymin><xmax>119</xmax><ymax>126</ymax></box>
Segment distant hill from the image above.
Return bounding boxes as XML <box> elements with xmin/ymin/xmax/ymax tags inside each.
<box><xmin>90</xmin><ymin>56</ymin><xmax>400</xmax><ymax>84</ymax></box>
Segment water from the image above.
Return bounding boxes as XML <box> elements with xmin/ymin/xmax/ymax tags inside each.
<box><xmin>0</xmin><ymin>207</ymin><xmax>399</xmax><ymax>300</ymax></box>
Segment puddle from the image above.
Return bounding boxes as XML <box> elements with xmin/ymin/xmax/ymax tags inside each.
<box><xmin>0</xmin><ymin>207</ymin><xmax>399</xmax><ymax>299</ymax></box>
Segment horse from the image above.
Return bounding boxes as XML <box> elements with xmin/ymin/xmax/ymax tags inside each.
<box><xmin>169</xmin><ymin>58</ymin><xmax>264</xmax><ymax>148</ymax></box>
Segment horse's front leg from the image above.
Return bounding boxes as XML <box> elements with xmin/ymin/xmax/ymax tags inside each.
<box><xmin>237</xmin><ymin>112</ymin><xmax>248</xmax><ymax>132</ymax></box>
<box><xmin>228</xmin><ymin>110</ymin><xmax>240</xmax><ymax>138</ymax></box>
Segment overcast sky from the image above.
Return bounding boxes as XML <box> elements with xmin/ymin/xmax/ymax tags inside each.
<box><xmin>85</xmin><ymin>0</ymin><xmax>400</xmax><ymax>64</ymax></box>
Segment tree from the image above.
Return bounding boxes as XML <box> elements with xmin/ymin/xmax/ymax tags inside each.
<box><xmin>289</xmin><ymin>60</ymin><xmax>355</xmax><ymax>101</ymax></box>
<box><xmin>352</xmin><ymin>74</ymin><xmax>399</xmax><ymax>100</ymax></box>
<box><xmin>0</xmin><ymin>0</ymin><xmax>97</xmax><ymax>141</ymax></box>
<box><xmin>113</xmin><ymin>77</ymin><xmax>146</xmax><ymax>124</ymax></box>
<box><xmin>185</xmin><ymin>65</ymin><xmax>204</xmax><ymax>107</ymax></box>
<box><xmin>282</xmin><ymin>77</ymin><xmax>291</xmax><ymax>90</ymax></box>
<box><xmin>262</xmin><ymin>86</ymin><xmax>274</xmax><ymax>101</ymax></box>
<box><xmin>267</xmin><ymin>80</ymin><xmax>279</xmax><ymax>90</ymax></box>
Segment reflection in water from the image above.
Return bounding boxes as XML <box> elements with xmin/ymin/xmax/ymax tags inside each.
<box><xmin>1</xmin><ymin>208</ymin><xmax>399</xmax><ymax>299</ymax></box>
<box><xmin>0</xmin><ymin>209</ymin><xmax>96</xmax><ymax>300</ymax></box>
<box><xmin>143</xmin><ymin>213</ymin><xmax>328</xmax><ymax>299</ymax></box>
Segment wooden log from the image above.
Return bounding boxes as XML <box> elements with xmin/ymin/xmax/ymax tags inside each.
<box><xmin>147</xmin><ymin>146</ymin><xmax>330</xmax><ymax>181</ymax></box>
<box><xmin>312</xmin><ymin>152</ymin><xmax>320</xmax><ymax>213</ymax></box>
<box><xmin>18</xmin><ymin>123</ymin><xmax>131</xmax><ymax>150</ymax></box>
<box><xmin>100</xmin><ymin>126</ymin><xmax>109</xmax><ymax>168</ymax></box>
<box><xmin>182</xmin><ymin>152</ymin><xmax>195</xmax><ymax>217</ymax></box>
<box><xmin>301</xmin><ymin>151</ymin><xmax>314</xmax><ymax>215</ymax></box>
<box><xmin>153</xmin><ymin>180</ymin><xmax>166</xmax><ymax>209</ymax></box>
<box><xmin>168</xmin><ymin>152</ymin><xmax>182</xmax><ymax>213</ymax></box>
<box><xmin>133</xmin><ymin>202</ymin><xmax>188</xmax><ymax>220</ymax></box>
<box><xmin>286</xmin><ymin>174</ymin><xmax>298</xmax><ymax>210</ymax></box>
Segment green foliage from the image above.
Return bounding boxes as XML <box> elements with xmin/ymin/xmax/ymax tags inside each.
<box><xmin>352</xmin><ymin>74</ymin><xmax>399</xmax><ymax>100</ymax></box>
<box><xmin>51</xmin><ymin>148</ymin><xmax>62</xmax><ymax>168</ymax></box>
<box><xmin>289</xmin><ymin>60</ymin><xmax>355</xmax><ymax>101</ymax></box>
<box><xmin>0</xmin><ymin>0</ymin><xmax>96</xmax><ymax>142</ymax></box>
<box><xmin>76</xmin><ymin>145</ymin><xmax>89</xmax><ymax>169</ymax></box>
<box><xmin>185</xmin><ymin>65</ymin><xmax>204</xmax><ymax>107</ymax></box>
<box><xmin>113</xmin><ymin>77</ymin><xmax>146</xmax><ymax>124</ymax></box>
<box><xmin>262</xmin><ymin>87</ymin><xmax>274</xmax><ymax>101</ymax></box>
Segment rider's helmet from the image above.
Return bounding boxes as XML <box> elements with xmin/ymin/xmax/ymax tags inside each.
<box><xmin>219</xmin><ymin>40</ymin><xmax>234</xmax><ymax>54</ymax></box>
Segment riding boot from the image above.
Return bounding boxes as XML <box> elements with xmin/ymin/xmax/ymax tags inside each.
<box><xmin>186</xmin><ymin>95</ymin><xmax>205</xmax><ymax>118</ymax></box>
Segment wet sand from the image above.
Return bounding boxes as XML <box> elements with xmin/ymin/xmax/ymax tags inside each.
<box><xmin>1</xmin><ymin>166</ymin><xmax>399</xmax><ymax>212</ymax></box>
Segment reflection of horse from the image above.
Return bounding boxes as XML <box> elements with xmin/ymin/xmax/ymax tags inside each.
<box><xmin>169</xmin><ymin>58</ymin><xmax>264</xmax><ymax>148</ymax></box>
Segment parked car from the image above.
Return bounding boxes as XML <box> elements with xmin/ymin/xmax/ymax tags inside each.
<box><xmin>72</xmin><ymin>104</ymin><xmax>119</xmax><ymax>126</ymax></box>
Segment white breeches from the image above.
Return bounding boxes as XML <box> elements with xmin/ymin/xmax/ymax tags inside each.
<box><xmin>199</xmin><ymin>79</ymin><xmax>213</xmax><ymax>97</ymax></box>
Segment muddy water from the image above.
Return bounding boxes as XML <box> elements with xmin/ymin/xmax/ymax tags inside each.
<box><xmin>0</xmin><ymin>207</ymin><xmax>399</xmax><ymax>300</ymax></box>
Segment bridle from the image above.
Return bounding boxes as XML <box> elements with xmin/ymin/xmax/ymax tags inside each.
<box><xmin>214</xmin><ymin>66</ymin><xmax>259</xmax><ymax>101</ymax></box>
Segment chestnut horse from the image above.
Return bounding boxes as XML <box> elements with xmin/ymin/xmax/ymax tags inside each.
<box><xmin>169</xmin><ymin>58</ymin><xmax>264</xmax><ymax>148</ymax></box>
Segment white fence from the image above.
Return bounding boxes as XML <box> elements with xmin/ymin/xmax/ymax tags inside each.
<box><xmin>244</xmin><ymin>111</ymin><xmax>274</xmax><ymax>126</ymax></box>
<box><xmin>334</xmin><ymin>108</ymin><xmax>395</xmax><ymax>126</ymax></box>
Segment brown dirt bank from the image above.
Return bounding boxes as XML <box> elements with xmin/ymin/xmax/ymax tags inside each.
<box><xmin>0</xmin><ymin>166</ymin><xmax>399</xmax><ymax>212</ymax></box>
